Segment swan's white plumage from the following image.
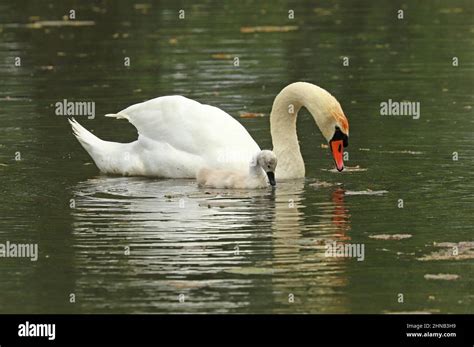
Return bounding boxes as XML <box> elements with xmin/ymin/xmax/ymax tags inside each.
<box><xmin>70</xmin><ymin>83</ymin><xmax>350</xmax><ymax>179</ymax></box>
<box><xmin>196</xmin><ymin>168</ymin><xmax>261</xmax><ymax>189</ymax></box>
<box><xmin>196</xmin><ymin>150</ymin><xmax>277</xmax><ymax>189</ymax></box>
<box><xmin>71</xmin><ymin>95</ymin><xmax>260</xmax><ymax>177</ymax></box>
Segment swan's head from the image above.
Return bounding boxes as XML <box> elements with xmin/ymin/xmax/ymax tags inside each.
<box><xmin>270</xmin><ymin>81</ymin><xmax>350</xmax><ymax>176</ymax></box>
<box><xmin>257</xmin><ymin>150</ymin><xmax>278</xmax><ymax>186</ymax></box>
<box><xmin>329</xmin><ymin>124</ymin><xmax>349</xmax><ymax>172</ymax></box>
<box><xmin>319</xmin><ymin>98</ymin><xmax>350</xmax><ymax>172</ymax></box>
<box><xmin>284</xmin><ymin>82</ymin><xmax>350</xmax><ymax>172</ymax></box>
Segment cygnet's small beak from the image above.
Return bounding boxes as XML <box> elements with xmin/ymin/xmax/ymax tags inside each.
<box><xmin>267</xmin><ymin>171</ymin><xmax>276</xmax><ymax>186</ymax></box>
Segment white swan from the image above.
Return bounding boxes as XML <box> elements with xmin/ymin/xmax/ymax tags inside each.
<box><xmin>69</xmin><ymin>82</ymin><xmax>349</xmax><ymax>179</ymax></box>
<box><xmin>197</xmin><ymin>150</ymin><xmax>277</xmax><ymax>189</ymax></box>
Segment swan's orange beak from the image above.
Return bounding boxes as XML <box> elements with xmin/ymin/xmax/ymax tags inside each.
<box><xmin>330</xmin><ymin>140</ymin><xmax>344</xmax><ymax>172</ymax></box>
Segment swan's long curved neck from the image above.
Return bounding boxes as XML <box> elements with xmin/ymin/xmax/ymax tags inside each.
<box><xmin>270</xmin><ymin>82</ymin><xmax>339</xmax><ymax>179</ymax></box>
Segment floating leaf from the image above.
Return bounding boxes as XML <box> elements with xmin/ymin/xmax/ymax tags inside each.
<box><xmin>239</xmin><ymin>112</ymin><xmax>265</xmax><ymax>118</ymax></box>
<box><xmin>369</xmin><ymin>234</ymin><xmax>412</xmax><ymax>240</ymax></box>
<box><xmin>26</xmin><ymin>20</ymin><xmax>95</xmax><ymax>29</ymax></box>
<box><xmin>418</xmin><ymin>241</ymin><xmax>474</xmax><ymax>261</ymax></box>
<box><xmin>434</xmin><ymin>241</ymin><xmax>474</xmax><ymax>249</ymax></box>
<box><xmin>310</xmin><ymin>180</ymin><xmax>342</xmax><ymax>188</ymax></box>
<box><xmin>225</xmin><ymin>267</ymin><xmax>285</xmax><ymax>275</ymax></box>
<box><xmin>345</xmin><ymin>189</ymin><xmax>388</xmax><ymax>196</ymax></box>
<box><xmin>39</xmin><ymin>65</ymin><xmax>54</xmax><ymax>71</ymax></box>
<box><xmin>134</xmin><ymin>3</ymin><xmax>152</xmax><ymax>14</ymax></box>
<box><xmin>240</xmin><ymin>25</ymin><xmax>298</xmax><ymax>33</ymax></box>
<box><xmin>424</xmin><ymin>274</ymin><xmax>459</xmax><ymax>281</ymax></box>
<box><xmin>380</xmin><ymin>150</ymin><xmax>424</xmax><ymax>155</ymax></box>
<box><xmin>323</xmin><ymin>165</ymin><xmax>368</xmax><ymax>173</ymax></box>
<box><xmin>439</xmin><ymin>8</ymin><xmax>463</xmax><ymax>14</ymax></box>
<box><xmin>211</xmin><ymin>53</ymin><xmax>233</xmax><ymax>60</ymax></box>
<box><xmin>384</xmin><ymin>310</ymin><xmax>439</xmax><ymax>314</ymax></box>
<box><xmin>134</xmin><ymin>3</ymin><xmax>152</xmax><ymax>10</ymax></box>
<box><xmin>314</xmin><ymin>8</ymin><xmax>334</xmax><ymax>16</ymax></box>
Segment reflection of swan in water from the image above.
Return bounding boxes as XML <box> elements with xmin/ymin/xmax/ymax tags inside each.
<box><xmin>269</xmin><ymin>182</ymin><xmax>352</xmax><ymax>313</ymax></box>
<box><xmin>69</xmin><ymin>177</ymin><xmax>352</xmax><ymax>313</ymax></box>
<box><xmin>72</xmin><ymin>176</ymin><xmax>274</xmax><ymax>232</ymax></box>
<box><xmin>331</xmin><ymin>188</ymin><xmax>351</xmax><ymax>240</ymax></box>
<box><xmin>70</xmin><ymin>176</ymin><xmax>280</xmax><ymax>313</ymax></box>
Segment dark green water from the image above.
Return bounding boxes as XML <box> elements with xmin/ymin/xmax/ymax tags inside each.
<box><xmin>0</xmin><ymin>0</ymin><xmax>473</xmax><ymax>313</ymax></box>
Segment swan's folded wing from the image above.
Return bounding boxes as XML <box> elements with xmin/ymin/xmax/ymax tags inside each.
<box><xmin>107</xmin><ymin>95</ymin><xmax>260</xmax><ymax>159</ymax></box>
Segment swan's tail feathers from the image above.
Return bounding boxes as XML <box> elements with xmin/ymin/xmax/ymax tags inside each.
<box><xmin>69</xmin><ymin>117</ymin><xmax>105</xmax><ymax>156</ymax></box>
<box><xmin>69</xmin><ymin>118</ymin><xmax>138</xmax><ymax>175</ymax></box>
<box><xmin>105</xmin><ymin>112</ymin><xmax>130</xmax><ymax>121</ymax></box>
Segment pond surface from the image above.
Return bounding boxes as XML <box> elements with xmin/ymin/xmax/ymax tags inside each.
<box><xmin>0</xmin><ymin>0</ymin><xmax>473</xmax><ymax>313</ymax></box>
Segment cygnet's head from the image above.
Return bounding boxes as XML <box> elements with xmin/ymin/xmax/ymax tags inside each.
<box><xmin>256</xmin><ymin>150</ymin><xmax>278</xmax><ymax>186</ymax></box>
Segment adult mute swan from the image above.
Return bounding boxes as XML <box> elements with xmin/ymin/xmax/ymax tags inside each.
<box><xmin>69</xmin><ymin>82</ymin><xmax>349</xmax><ymax>179</ymax></box>
<box><xmin>197</xmin><ymin>150</ymin><xmax>277</xmax><ymax>189</ymax></box>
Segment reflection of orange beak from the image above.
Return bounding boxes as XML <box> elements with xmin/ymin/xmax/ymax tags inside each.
<box><xmin>330</xmin><ymin>140</ymin><xmax>344</xmax><ymax>172</ymax></box>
